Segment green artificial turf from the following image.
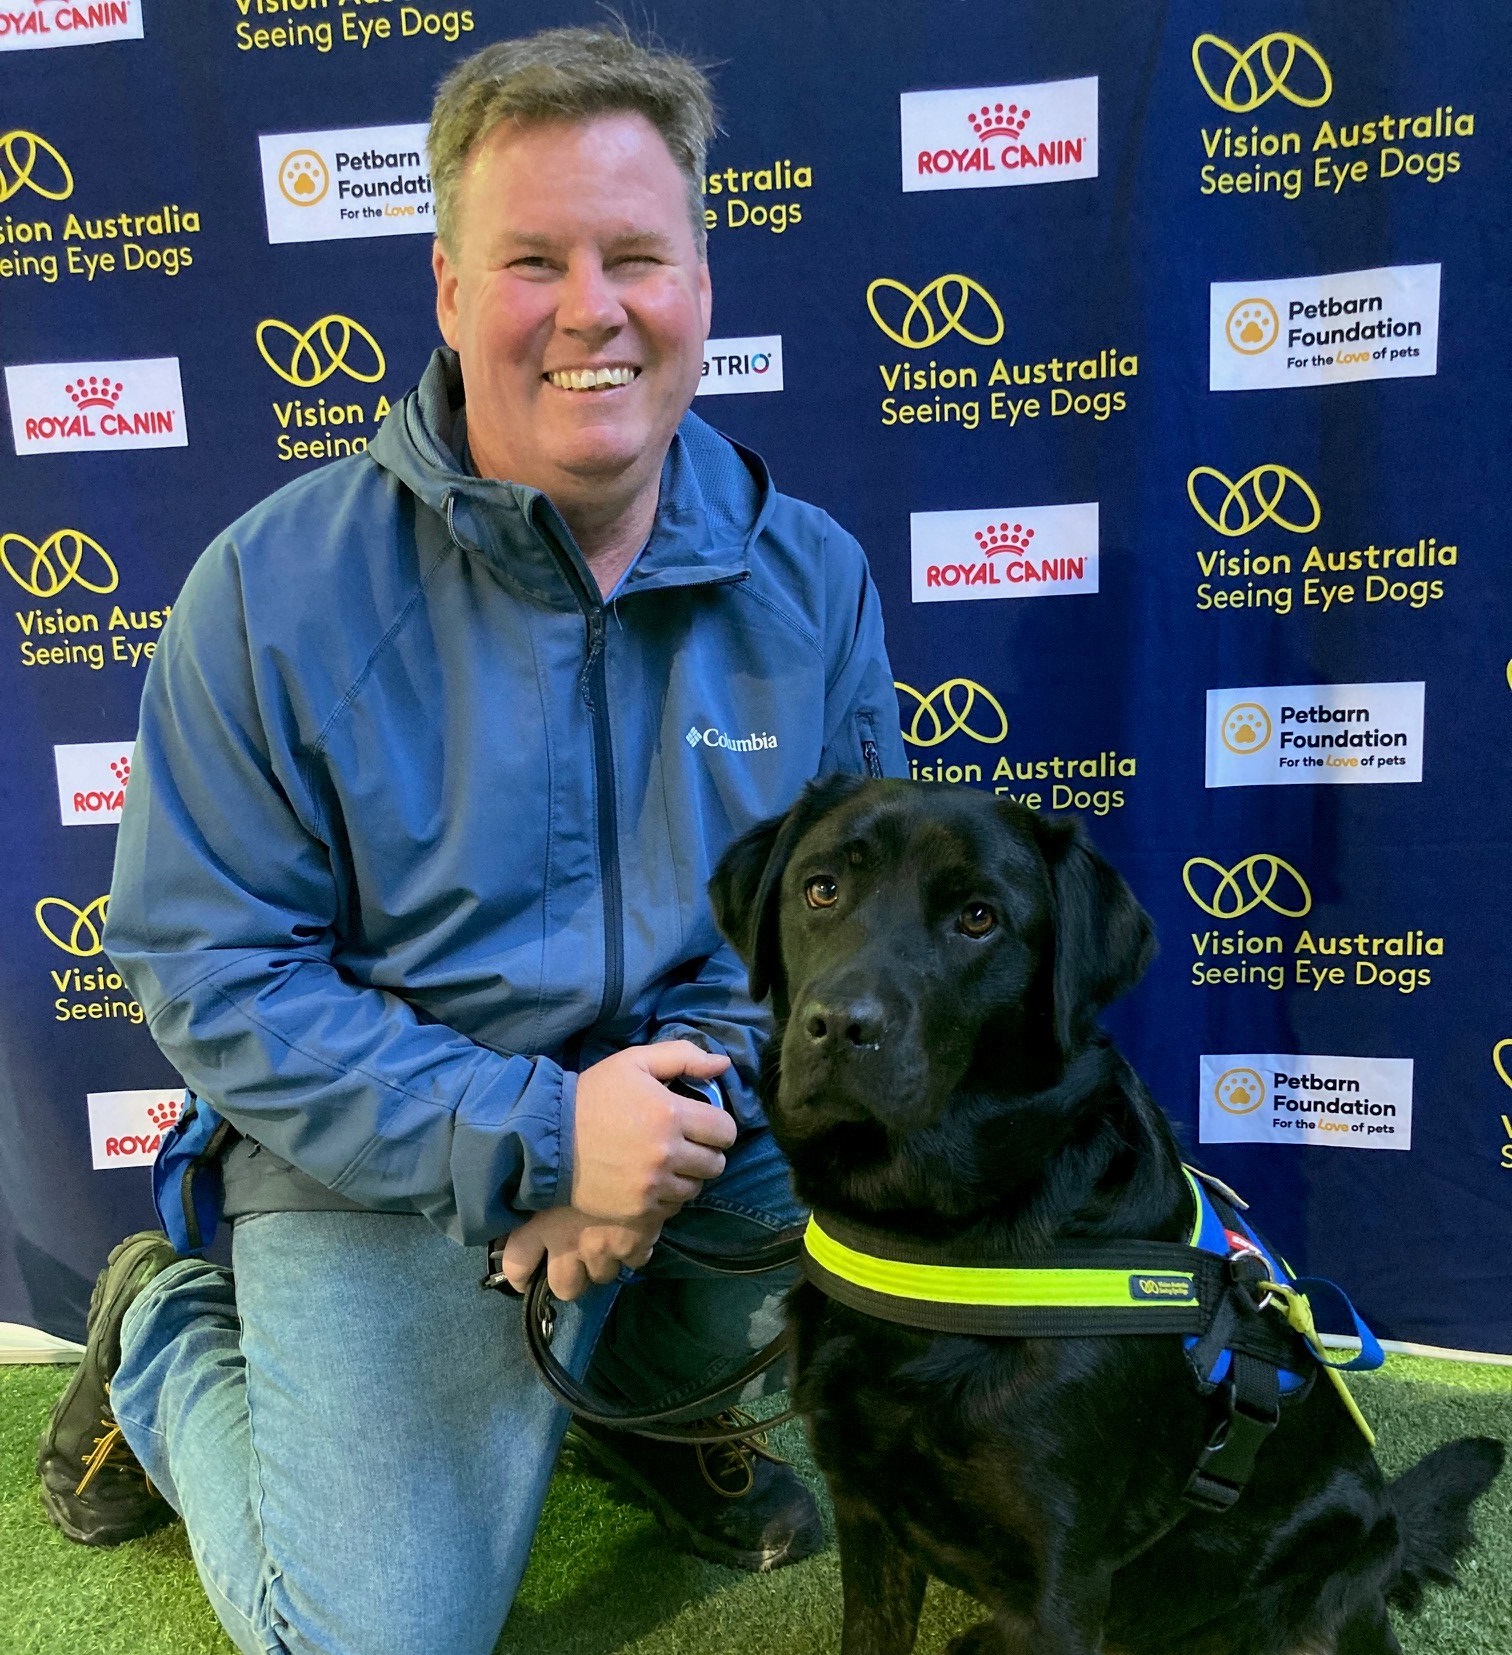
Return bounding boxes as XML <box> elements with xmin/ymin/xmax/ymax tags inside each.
<box><xmin>1</xmin><ymin>1355</ymin><xmax>1508</xmax><ymax>1655</ymax></box>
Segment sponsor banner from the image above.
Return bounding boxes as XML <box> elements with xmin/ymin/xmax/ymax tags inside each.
<box><xmin>258</xmin><ymin>124</ymin><xmax>432</xmax><ymax>244</ymax></box>
<box><xmin>910</xmin><ymin>503</ymin><xmax>1099</xmax><ymax>603</ymax></box>
<box><xmin>900</xmin><ymin>76</ymin><xmax>1098</xmax><ymax>193</ymax></box>
<box><xmin>87</xmin><ymin>1087</ymin><xmax>181</xmax><ymax>1169</ymax></box>
<box><xmin>1200</xmin><ymin>1055</ymin><xmax>1413</xmax><ymax>1151</ymax></box>
<box><xmin>1205</xmin><ymin>681</ymin><xmax>1424</xmax><ymax>788</ymax></box>
<box><xmin>701</xmin><ymin>157</ymin><xmax>813</xmax><ymax>236</ymax></box>
<box><xmin>1210</xmin><ymin>263</ymin><xmax>1439</xmax><ymax>391</ymax></box>
<box><xmin>232</xmin><ymin>4</ymin><xmax>475</xmax><ymax>55</ymax></box>
<box><xmin>0</xmin><ymin>0</ymin><xmax>142</xmax><ymax>51</ymax></box>
<box><xmin>697</xmin><ymin>335</ymin><xmax>783</xmax><ymax>397</ymax></box>
<box><xmin>53</xmin><ymin>740</ymin><xmax>131</xmax><ymax>825</ymax></box>
<box><xmin>5</xmin><ymin>358</ymin><xmax>187</xmax><ymax>456</ymax></box>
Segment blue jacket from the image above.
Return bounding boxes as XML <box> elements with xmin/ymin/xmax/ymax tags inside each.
<box><xmin>106</xmin><ymin>349</ymin><xmax>906</xmax><ymax>1247</ymax></box>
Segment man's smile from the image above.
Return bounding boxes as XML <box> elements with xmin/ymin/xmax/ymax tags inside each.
<box><xmin>542</xmin><ymin>365</ymin><xmax>642</xmax><ymax>392</ymax></box>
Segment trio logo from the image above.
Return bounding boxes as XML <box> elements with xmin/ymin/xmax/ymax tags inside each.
<box><xmin>35</xmin><ymin>893</ymin><xmax>109</xmax><ymax>956</ymax></box>
<box><xmin>1182</xmin><ymin>854</ymin><xmax>1313</xmax><ymax>918</ymax></box>
<box><xmin>1186</xmin><ymin>465</ymin><xmax>1320</xmax><ymax>537</ymax></box>
<box><xmin>1191</xmin><ymin>33</ymin><xmax>1333</xmax><ymax>113</ymax></box>
<box><xmin>1220</xmin><ymin>703</ymin><xmax>1273</xmax><ymax>754</ymax></box>
<box><xmin>1213</xmin><ymin>1067</ymin><xmax>1267</xmax><ymax>1115</ymax></box>
<box><xmin>696</xmin><ymin>334</ymin><xmax>785</xmax><ymax>397</ymax></box>
<box><xmin>895</xmin><ymin>679</ymin><xmax>1008</xmax><ymax>748</ymax></box>
<box><xmin>1</xmin><ymin>528</ymin><xmax>118</xmax><ymax>596</ymax></box>
<box><xmin>256</xmin><ymin>316</ymin><xmax>386</xmax><ymax>387</ymax></box>
<box><xmin>867</xmin><ymin>274</ymin><xmax>1004</xmax><ymax>348</ymax></box>
<box><xmin>0</xmin><ymin>129</ymin><xmax>73</xmax><ymax>201</ymax></box>
<box><xmin>276</xmin><ymin>149</ymin><xmax>330</xmax><ymax>207</ymax></box>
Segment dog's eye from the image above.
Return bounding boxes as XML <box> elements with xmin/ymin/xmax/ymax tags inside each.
<box><xmin>957</xmin><ymin>903</ymin><xmax>997</xmax><ymax>938</ymax></box>
<box><xmin>805</xmin><ymin>876</ymin><xmax>840</xmax><ymax>909</ymax></box>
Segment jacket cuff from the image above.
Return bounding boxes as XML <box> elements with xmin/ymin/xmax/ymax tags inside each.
<box><xmin>446</xmin><ymin>1056</ymin><xmax>574</xmax><ymax>1244</ymax></box>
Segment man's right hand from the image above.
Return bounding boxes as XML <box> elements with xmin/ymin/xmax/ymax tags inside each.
<box><xmin>572</xmin><ymin>1040</ymin><xmax>737</xmax><ymax>1222</ymax></box>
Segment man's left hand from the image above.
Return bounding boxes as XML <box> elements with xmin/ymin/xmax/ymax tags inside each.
<box><xmin>499</xmin><ymin>1206</ymin><xmax>662</xmax><ymax>1302</ymax></box>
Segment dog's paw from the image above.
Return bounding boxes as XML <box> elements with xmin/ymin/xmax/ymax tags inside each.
<box><xmin>945</xmin><ymin>1623</ymin><xmax>1006</xmax><ymax>1655</ymax></box>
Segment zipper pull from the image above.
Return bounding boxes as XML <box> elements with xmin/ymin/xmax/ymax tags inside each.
<box><xmin>581</xmin><ymin>610</ymin><xmax>605</xmax><ymax>708</ymax></box>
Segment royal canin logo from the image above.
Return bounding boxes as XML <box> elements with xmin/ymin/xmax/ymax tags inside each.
<box><xmin>73</xmin><ymin>753</ymin><xmax>130</xmax><ymax>815</ymax></box>
<box><xmin>967</xmin><ymin>102</ymin><xmax>1030</xmax><ymax>143</ymax></box>
<box><xmin>104</xmin><ymin>1095</ymin><xmax>179</xmax><ymax>1158</ymax></box>
<box><xmin>900</xmin><ymin>79</ymin><xmax>1099</xmax><ymax>194</ymax></box>
<box><xmin>54</xmin><ymin>740</ymin><xmax>133</xmax><ymax>826</ymax></box>
<box><xmin>910</xmin><ymin>503</ymin><xmax>1100</xmax><ymax>605</ymax></box>
<box><xmin>26</xmin><ymin>373</ymin><xmax>173</xmax><ymax>441</ymax></box>
<box><xmin>928</xmin><ymin>520</ymin><xmax>1084</xmax><ymax>590</ymax></box>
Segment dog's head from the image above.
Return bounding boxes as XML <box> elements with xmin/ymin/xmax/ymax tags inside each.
<box><xmin>710</xmin><ymin>777</ymin><xmax>1155</xmax><ymax>1145</ymax></box>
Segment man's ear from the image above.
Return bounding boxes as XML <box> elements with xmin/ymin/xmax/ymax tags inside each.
<box><xmin>709</xmin><ymin>773</ymin><xmax>867</xmax><ymax>1012</ymax></box>
<box><xmin>1032</xmin><ymin>814</ymin><xmax>1157</xmax><ymax>1055</ymax></box>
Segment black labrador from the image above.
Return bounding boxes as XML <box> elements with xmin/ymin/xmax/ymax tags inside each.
<box><xmin>709</xmin><ymin>775</ymin><xmax>1502</xmax><ymax>1655</ymax></box>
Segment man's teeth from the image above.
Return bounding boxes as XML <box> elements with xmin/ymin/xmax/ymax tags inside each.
<box><xmin>546</xmin><ymin>367</ymin><xmax>638</xmax><ymax>391</ymax></box>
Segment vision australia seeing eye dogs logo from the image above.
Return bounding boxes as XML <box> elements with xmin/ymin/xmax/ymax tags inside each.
<box><xmin>1187</xmin><ymin>466</ymin><xmax>1321</xmax><ymax>537</ymax></box>
<box><xmin>1183</xmin><ymin>854</ymin><xmax>1313</xmax><ymax>919</ymax></box>
<box><xmin>255</xmin><ymin>316</ymin><xmax>386</xmax><ymax>387</ymax></box>
<box><xmin>867</xmin><ymin>275</ymin><xmax>1005</xmax><ymax>348</ymax></box>
<box><xmin>894</xmin><ymin>679</ymin><xmax>1009</xmax><ymax>747</ymax></box>
<box><xmin>35</xmin><ymin>893</ymin><xmax>109</xmax><ymax>956</ymax></box>
<box><xmin>1192</xmin><ymin>34</ymin><xmax>1333</xmax><ymax>113</ymax></box>
<box><xmin>1</xmin><ymin>528</ymin><xmax>118</xmax><ymax>596</ymax></box>
<box><xmin>0</xmin><ymin>129</ymin><xmax>73</xmax><ymax>201</ymax></box>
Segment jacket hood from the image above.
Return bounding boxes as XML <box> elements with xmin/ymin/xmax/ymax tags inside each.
<box><xmin>367</xmin><ymin>347</ymin><xmax>771</xmax><ymax>607</ymax></box>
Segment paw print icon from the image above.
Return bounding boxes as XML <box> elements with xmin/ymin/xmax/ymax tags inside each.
<box><xmin>1225</xmin><ymin>297</ymin><xmax>1279</xmax><ymax>354</ymax></box>
<box><xmin>1220</xmin><ymin>703</ymin><xmax>1273</xmax><ymax>755</ymax></box>
<box><xmin>278</xmin><ymin>149</ymin><xmax>330</xmax><ymax>208</ymax></box>
<box><xmin>1215</xmin><ymin>1068</ymin><xmax>1266</xmax><ymax>1115</ymax></box>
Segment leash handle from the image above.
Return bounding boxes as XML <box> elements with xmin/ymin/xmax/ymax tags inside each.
<box><xmin>1257</xmin><ymin>1277</ymin><xmax>1378</xmax><ymax>1447</ymax></box>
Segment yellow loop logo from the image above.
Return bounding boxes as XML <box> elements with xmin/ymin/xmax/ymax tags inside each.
<box><xmin>1187</xmin><ymin>465</ymin><xmax>1321</xmax><ymax>537</ymax></box>
<box><xmin>256</xmin><ymin>316</ymin><xmax>386</xmax><ymax>388</ymax></box>
<box><xmin>1183</xmin><ymin>854</ymin><xmax>1312</xmax><ymax>918</ymax></box>
<box><xmin>1</xmin><ymin>529</ymin><xmax>119</xmax><ymax>597</ymax></box>
<box><xmin>1220</xmin><ymin>703</ymin><xmax>1272</xmax><ymax>755</ymax></box>
<box><xmin>867</xmin><ymin>275</ymin><xmax>1005</xmax><ymax>349</ymax></box>
<box><xmin>35</xmin><ymin>894</ymin><xmax>109</xmax><ymax>957</ymax></box>
<box><xmin>895</xmin><ymin>679</ymin><xmax>1009</xmax><ymax>748</ymax></box>
<box><xmin>1192</xmin><ymin>33</ymin><xmax>1333</xmax><ymax>113</ymax></box>
<box><xmin>1493</xmin><ymin>1040</ymin><xmax>1512</xmax><ymax>1093</ymax></box>
<box><xmin>277</xmin><ymin>149</ymin><xmax>330</xmax><ymax>207</ymax></box>
<box><xmin>1214</xmin><ymin>1068</ymin><xmax>1267</xmax><ymax>1115</ymax></box>
<box><xmin>0</xmin><ymin>129</ymin><xmax>73</xmax><ymax>203</ymax></box>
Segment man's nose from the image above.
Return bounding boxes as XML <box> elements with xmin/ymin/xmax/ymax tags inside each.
<box><xmin>801</xmin><ymin>994</ymin><xmax>887</xmax><ymax>1053</ymax></box>
<box><xmin>557</xmin><ymin>257</ymin><xmax>625</xmax><ymax>338</ymax></box>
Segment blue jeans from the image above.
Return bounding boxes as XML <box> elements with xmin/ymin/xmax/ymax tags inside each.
<box><xmin>111</xmin><ymin>1129</ymin><xmax>804</xmax><ymax>1655</ymax></box>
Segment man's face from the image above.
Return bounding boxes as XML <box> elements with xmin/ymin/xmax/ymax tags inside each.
<box><xmin>433</xmin><ymin>112</ymin><xmax>712</xmax><ymax>498</ymax></box>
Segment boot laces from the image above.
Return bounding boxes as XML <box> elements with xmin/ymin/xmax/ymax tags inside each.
<box><xmin>695</xmin><ymin>1408</ymin><xmax>789</xmax><ymax>1499</ymax></box>
<box><xmin>74</xmin><ymin>1383</ymin><xmax>155</xmax><ymax>1498</ymax></box>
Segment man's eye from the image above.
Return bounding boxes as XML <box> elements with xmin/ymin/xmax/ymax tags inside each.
<box><xmin>958</xmin><ymin>904</ymin><xmax>997</xmax><ymax>938</ymax></box>
<box><xmin>805</xmin><ymin>876</ymin><xmax>839</xmax><ymax>909</ymax></box>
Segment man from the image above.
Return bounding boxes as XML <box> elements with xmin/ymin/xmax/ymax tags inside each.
<box><xmin>36</xmin><ymin>27</ymin><xmax>905</xmax><ymax>1655</ymax></box>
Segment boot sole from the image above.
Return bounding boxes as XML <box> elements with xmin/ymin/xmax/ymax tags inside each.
<box><xmin>562</xmin><ymin>1426</ymin><xmax>825</xmax><ymax>1573</ymax></box>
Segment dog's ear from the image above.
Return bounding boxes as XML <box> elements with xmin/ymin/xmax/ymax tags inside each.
<box><xmin>709</xmin><ymin>773</ymin><xmax>867</xmax><ymax>1011</ymax></box>
<box><xmin>1032</xmin><ymin>814</ymin><xmax>1157</xmax><ymax>1054</ymax></box>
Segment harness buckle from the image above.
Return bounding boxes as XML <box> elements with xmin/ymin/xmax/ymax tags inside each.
<box><xmin>1183</xmin><ymin>1375</ymin><xmax>1281</xmax><ymax>1512</ymax></box>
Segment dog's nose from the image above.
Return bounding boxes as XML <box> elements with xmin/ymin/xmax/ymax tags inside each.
<box><xmin>801</xmin><ymin>996</ymin><xmax>886</xmax><ymax>1051</ymax></box>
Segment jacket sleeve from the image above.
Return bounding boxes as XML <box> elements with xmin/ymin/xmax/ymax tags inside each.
<box><xmin>105</xmin><ymin>539</ymin><xmax>572</xmax><ymax>1247</ymax></box>
<box><xmin>647</xmin><ymin>516</ymin><xmax>907</xmax><ymax>1122</ymax></box>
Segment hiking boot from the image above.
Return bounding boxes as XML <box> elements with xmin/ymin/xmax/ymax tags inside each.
<box><xmin>36</xmin><ymin>1231</ymin><xmax>181</xmax><ymax>1546</ymax></box>
<box><xmin>563</xmin><ymin>1410</ymin><xmax>825</xmax><ymax>1571</ymax></box>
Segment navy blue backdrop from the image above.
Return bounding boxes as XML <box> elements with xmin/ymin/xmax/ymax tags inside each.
<box><xmin>2</xmin><ymin>0</ymin><xmax>1508</xmax><ymax>1354</ymax></box>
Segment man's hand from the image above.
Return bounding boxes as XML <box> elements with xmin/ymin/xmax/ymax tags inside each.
<box><xmin>572</xmin><ymin>1040</ymin><xmax>737</xmax><ymax>1222</ymax></box>
<box><xmin>500</xmin><ymin>1207</ymin><xmax>662</xmax><ymax>1302</ymax></box>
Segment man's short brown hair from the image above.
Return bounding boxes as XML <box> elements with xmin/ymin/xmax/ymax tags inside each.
<box><xmin>428</xmin><ymin>26</ymin><xmax>716</xmax><ymax>255</ymax></box>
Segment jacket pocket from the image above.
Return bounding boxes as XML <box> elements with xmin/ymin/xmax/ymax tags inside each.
<box><xmin>855</xmin><ymin>710</ymin><xmax>885</xmax><ymax>779</ymax></box>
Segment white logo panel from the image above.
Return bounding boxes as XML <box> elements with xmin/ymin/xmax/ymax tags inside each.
<box><xmin>1210</xmin><ymin>263</ymin><xmax>1440</xmax><ymax>391</ymax></box>
<box><xmin>697</xmin><ymin>335</ymin><xmax>784</xmax><ymax>397</ymax></box>
<box><xmin>87</xmin><ymin>1087</ymin><xmax>183</xmax><ymax>1170</ymax></box>
<box><xmin>54</xmin><ymin>740</ymin><xmax>133</xmax><ymax>825</ymax></box>
<box><xmin>0</xmin><ymin>0</ymin><xmax>143</xmax><ymax>51</ymax></box>
<box><xmin>1200</xmin><ymin>1055</ymin><xmax>1413</xmax><ymax>1151</ymax></box>
<box><xmin>911</xmin><ymin>502</ymin><xmax>1099</xmax><ymax>604</ymax></box>
<box><xmin>259</xmin><ymin>123</ymin><xmax>433</xmax><ymax>244</ymax></box>
<box><xmin>900</xmin><ymin>77</ymin><xmax>1098</xmax><ymax>193</ymax></box>
<box><xmin>1205</xmin><ymin>682</ymin><xmax>1424</xmax><ymax>788</ymax></box>
<box><xmin>5</xmin><ymin>357</ymin><xmax>187</xmax><ymax>455</ymax></box>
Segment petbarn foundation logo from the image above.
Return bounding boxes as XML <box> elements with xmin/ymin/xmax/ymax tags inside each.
<box><xmin>870</xmin><ymin>272</ymin><xmax>1138</xmax><ymax>434</ymax></box>
<box><xmin>256</xmin><ymin>314</ymin><xmax>393</xmax><ymax>465</ymax></box>
<box><xmin>910</xmin><ymin>503</ymin><xmax>1098</xmax><ymax>604</ymax></box>
<box><xmin>87</xmin><ymin>1089</ymin><xmax>180</xmax><ymax>1169</ymax></box>
<box><xmin>895</xmin><ymin>677</ymin><xmax>1137</xmax><ymax>816</ymax></box>
<box><xmin>1205</xmin><ymin>682</ymin><xmax>1424</xmax><ymax>788</ymax></box>
<box><xmin>53</xmin><ymin>740</ymin><xmax>131</xmax><ymax>825</ymax></box>
<box><xmin>1193</xmin><ymin>32</ymin><xmax>1476</xmax><ymax>203</ymax></box>
<box><xmin>5</xmin><ymin>358</ymin><xmax>187</xmax><ymax>455</ymax></box>
<box><xmin>3</xmin><ymin>525</ymin><xmax>169</xmax><ymax>671</ymax></box>
<box><xmin>1210</xmin><ymin>264</ymin><xmax>1439</xmax><ymax>391</ymax></box>
<box><xmin>701</xmin><ymin>157</ymin><xmax>812</xmax><ymax>236</ymax></box>
<box><xmin>697</xmin><ymin>336</ymin><xmax>783</xmax><ymax>397</ymax></box>
<box><xmin>0</xmin><ymin>1</ymin><xmax>142</xmax><ymax>51</ymax></box>
<box><xmin>1187</xmin><ymin>462</ymin><xmax>1457</xmax><ymax>619</ymax></box>
<box><xmin>259</xmin><ymin>123</ymin><xmax>432</xmax><ymax>243</ymax></box>
<box><xmin>899</xmin><ymin>76</ymin><xmax>1098</xmax><ymax>193</ymax></box>
<box><xmin>1199</xmin><ymin>1054</ymin><xmax>1412</xmax><ymax>1151</ymax></box>
<box><xmin>1182</xmin><ymin>851</ymin><xmax>1439</xmax><ymax>995</ymax></box>
<box><xmin>0</xmin><ymin>128</ymin><xmax>201</xmax><ymax>286</ymax></box>
<box><xmin>233</xmin><ymin>2</ymin><xmax>473</xmax><ymax>57</ymax></box>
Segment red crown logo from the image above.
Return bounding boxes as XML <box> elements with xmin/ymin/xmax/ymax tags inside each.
<box><xmin>110</xmin><ymin>756</ymin><xmax>131</xmax><ymax>785</ymax></box>
<box><xmin>147</xmin><ymin>1099</ymin><xmax>181</xmax><ymax>1131</ymax></box>
<box><xmin>65</xmin><ymin>376</ymin><xmax>124</xmax><ymax>411</ymax></box>
<box><xmin>967</xmin><ymin>102</ymin><xmax>1030</xmax><ymax>142</ymax></box>
<box><xmin>974</xmin><ymin>521</ymin><xmax>1035</xmax><ymax>558</ymax></box>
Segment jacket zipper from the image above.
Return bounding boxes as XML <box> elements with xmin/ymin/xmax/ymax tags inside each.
<box><xmin>579</xmin><ymin>606</ymin><xmax>625</xmax><ymax>1026</ymax></box>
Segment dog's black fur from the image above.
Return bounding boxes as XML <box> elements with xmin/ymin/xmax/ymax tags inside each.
<box><xmin>710</xmin><ymin>777</ymin><xmax>1502</xmax><ymax>1655</ymax></box>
